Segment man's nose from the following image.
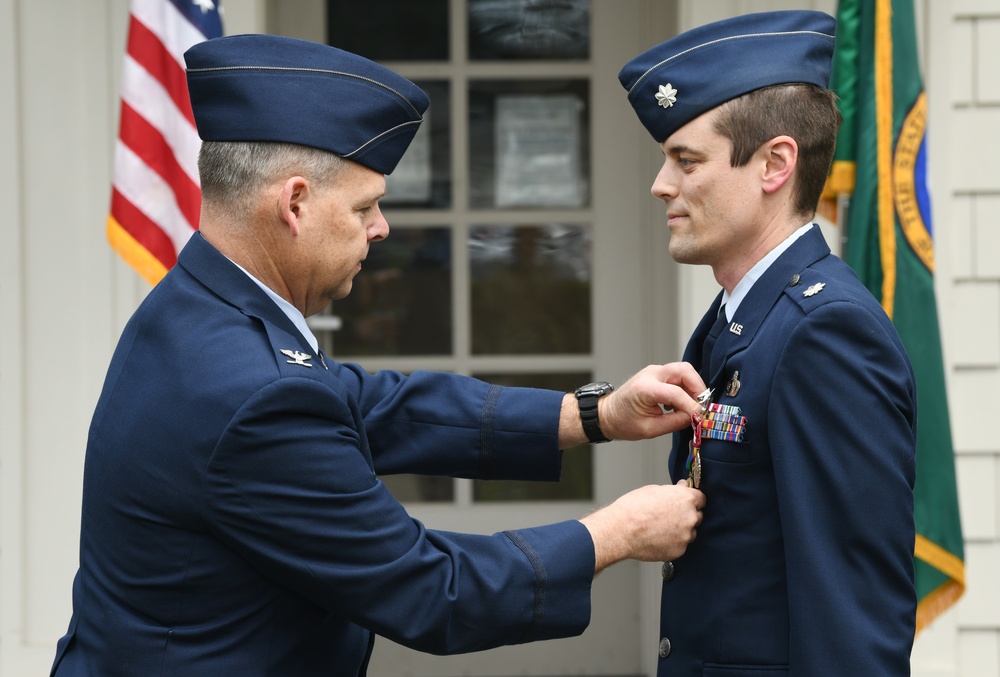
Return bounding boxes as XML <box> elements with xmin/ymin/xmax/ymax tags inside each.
<box><xmin>651</xmin><ymin>161</ymin><xmax>678</xmax><ymax>201</ymax></box>
<box><xmin>369</xmin><ymin>206</ymin><xmax>389</xmax><ymax>242</ymax></box>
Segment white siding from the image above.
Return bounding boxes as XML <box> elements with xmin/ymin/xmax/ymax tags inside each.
<box><xmin>931</xmin><ymin>0</ymin><xmax>1000</xmax><ymax>673</ymax></box>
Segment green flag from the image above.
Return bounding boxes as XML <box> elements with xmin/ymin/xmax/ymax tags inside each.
<box><xmin>825</xmin><ymin>0</ymin><xmax>964</xmax><ymax>634</ymax></box>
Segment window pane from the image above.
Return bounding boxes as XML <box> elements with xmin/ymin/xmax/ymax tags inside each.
<box><xmin>328</xmin><ymin>228</ymin><xmax>452</xmax><ymax>357</ymax></box>
<box><xmin>469</xmin><ymin>79</ymin><xmax>590</xmax><ymax>209</ymax></box>
<box><xmin>468</xmin><ymin>0</ymin><xmax>591</xmax><ymax>61</ymax></box>
<box><xmin>326</xmin><ymin>0</ymin><xmax>449</xmax><ymax>61</ymax></box>
<box><xmin>383</xmin><ymin>81</ymin><xmax>451</xmax><ymax>209</ymax></box>
<box><xmin>472</xmin><ymin>371</ymin><xmax>592</xmax><ymax>502</ymax></box>
<box><xmin>470</xmin><ymin>224</ymin><xmax>591</xmax><ymax>355</ymax></box>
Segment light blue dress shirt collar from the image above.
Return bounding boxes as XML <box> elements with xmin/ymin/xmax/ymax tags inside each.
<box><xmin>228</xmin><ymin>258</ymin><xmax>321</xmax><ymax>354</ymax></box>
<box><xmin>720</xmin><ymin>222</ymin><xmax>814</xmax><ymax>322</ymax></box>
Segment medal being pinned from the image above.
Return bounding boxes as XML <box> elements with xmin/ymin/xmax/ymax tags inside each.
<box><xmin>686</xmin><ymin>388</ymin><xmax>714</xmax><ymax>488</ymax></box>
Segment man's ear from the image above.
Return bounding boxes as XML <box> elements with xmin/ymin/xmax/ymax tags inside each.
<box><xmin>276</xmin><ymin>176</ymin><xmax>309</xmax><ymax>237</ymax></box>
<box><xmin>761</xmin><ymin>136</ymin><xmax>797</xmax><ymax>195</ymax></box>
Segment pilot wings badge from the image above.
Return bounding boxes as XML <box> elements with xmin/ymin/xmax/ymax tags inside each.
<box><xmin>280</xmin><ymin>349</ymin><xmax>314</xmax><ymax>368</ymax></box>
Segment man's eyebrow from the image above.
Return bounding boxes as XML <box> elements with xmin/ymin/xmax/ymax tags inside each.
<box><xmin>355</xmin><ymin>190</ymin><xmax>386</xmax><ymax>207</ymax></box>
<box><xmin>665</xmin><ymin>143</ymin><xmax>703</xmax><ymax>157</ymax></box>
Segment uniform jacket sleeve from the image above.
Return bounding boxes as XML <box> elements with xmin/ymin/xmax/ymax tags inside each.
<box><xmin>203</xmin><ymin>374</ymin><xmax>594</xmax><ymax>655</ymax></box>
<box><xmin>329</xmin><ymin>362</ymin><xmax>567</xmax><ymax>481</ymax></box>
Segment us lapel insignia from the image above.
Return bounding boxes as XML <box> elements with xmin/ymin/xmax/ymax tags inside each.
<box><xmin>280</xmin><ymin>349</ymin><xmax>314</xmax><ymax>368</ymax></box>
<box><xmin>803</xmin><ymin>282</ymin><xmax>826</xmax><ymax>297</ymax></box>
<box><xmin>725</xmin><ymin>370</ymin><xmax>741</xmax><ymax>397</ymax></box>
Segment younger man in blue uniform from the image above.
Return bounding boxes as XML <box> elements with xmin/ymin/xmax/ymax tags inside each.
<box><xmin>619</xmin><ymin>10</ymin><xmax>917</xmax><ymax>675</ymax></box>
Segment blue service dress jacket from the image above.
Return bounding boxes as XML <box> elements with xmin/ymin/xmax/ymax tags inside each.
<box><xmin>51</xmin><ymin>232</ymin><xmax>595</xmax><ymax>677</ymax></box>
<box><xmin>659</xmin><ymin>225</ymin><xmax>917</xmax><ymax>676</ymax></box>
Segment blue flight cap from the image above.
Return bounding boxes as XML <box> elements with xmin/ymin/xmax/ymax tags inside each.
<box><xmin>618</xmin><ymin>11</ymin><xmax>835</xmax><ymax>143</ymax></box>
<box><xmin>184</xmin><ymin>34</ymin><xmax>429</xmax><ymax>175</ymax></box>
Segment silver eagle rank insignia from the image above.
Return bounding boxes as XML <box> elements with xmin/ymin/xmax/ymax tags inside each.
<box><xmin>280</xmin><ymin>349</ymin><xmax>314</xmax><ymax>368</ymax></box>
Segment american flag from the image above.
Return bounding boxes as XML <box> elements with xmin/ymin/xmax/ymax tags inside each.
<box><xmin>107</xmin><ymin>0</ymin><xmax>222</xmax><ymax>285</ymax></box>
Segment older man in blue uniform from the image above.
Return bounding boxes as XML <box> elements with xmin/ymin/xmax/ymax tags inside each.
<box><xmin>619</xmin><ymin>11</ymin><xmax>917</xmax><ymax>675</ymax></box>
<box><xmin>50</xmin><ymin>35</ymin><xmax>710</xmax><ymax>676</ymax></box>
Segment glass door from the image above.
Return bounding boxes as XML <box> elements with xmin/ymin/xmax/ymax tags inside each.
<box><xmin>318</xmin><ymin>0</ymin><xmax>596</xmax><ymax>513</ymax></box>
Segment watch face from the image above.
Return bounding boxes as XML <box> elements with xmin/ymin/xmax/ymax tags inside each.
<box><xmin>577</xmin><ymin>381</ymin><xmax>613</xmax><ymax>397</ymax></box>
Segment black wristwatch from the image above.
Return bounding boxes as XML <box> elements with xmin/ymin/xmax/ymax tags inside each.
<box><xmin>574</xmin><ymin>381</ymin><xmax>614</xmax><ymax>443</ymax></box>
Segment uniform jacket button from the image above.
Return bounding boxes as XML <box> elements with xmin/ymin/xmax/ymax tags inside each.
<box><xmin>661</xmin><ymin>561</ymin><xmax>676</xmax><ymax>581</ymax></box>
<box><xmin>659</xmin><ymin>637</ymin><xmax>672</xmax><ymax>658</ymax></box>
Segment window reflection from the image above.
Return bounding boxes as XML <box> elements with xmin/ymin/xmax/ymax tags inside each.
<box><xmin>327</xmin><ymin>228</ymin><xmax>452</xmax><ymax>357</ymax></box>
<box><xmin>470</xmin><ymin>224</ymin><xmax>591</xmax><ymax>355</ymax></box>
<box><xmin>383</xmin><ymin>81</ymin><xmax>451</xmax><ymax>209</ymax></box>
<box><xmin>468</xmin><ymin>0</ymin><xmax>591</xmax><ymax>60</ymax></box>
<box><xmin>469</xmin><ymin>79</ymin><xmax>590</xmax><ymax>209</ymax></box>
<box><xmin>473</xmin><ymin>371</ymin><xmax>592</xmax><ymax>502</ymax></box>
<box><xmin>326</xmin><ymin>0</ymin><xmax>449</xmax><ymax>61</ymax></box>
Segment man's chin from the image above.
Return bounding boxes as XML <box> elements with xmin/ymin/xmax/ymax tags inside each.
<box><xmin>667</xmin><ymin>242</ymin><xmax>699</xmax><ymax>265</ymax></box>
<box><xmin>332</xmin><ymin>283</ymin><xmax>352</xmax><ymax>301</ymax></box>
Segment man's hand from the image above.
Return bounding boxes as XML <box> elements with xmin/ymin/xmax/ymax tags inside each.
<box><xmin>580</xmin><ymin>481</ymin><xmax>705</xmax><ymax>574</ymax></box>
<box><xmin>558</xmin><ymin>363</ymin><xmax>706</xmax><ymax>448</ymax></box>
<box><xmin>600</xmin><ymin>363</ymin><xmax>707</xmax><ymax>441</ymax></box>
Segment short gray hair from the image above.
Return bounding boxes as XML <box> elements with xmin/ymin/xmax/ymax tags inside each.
<box><xmin>198</xmin><ymin>141</ymin><xmax>348</xmax><ymax>220</ymax></box>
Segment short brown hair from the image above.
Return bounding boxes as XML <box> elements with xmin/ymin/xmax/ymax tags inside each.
<box><xmin>713</xmin><ymin>84</ymin><xmax>842</xmax><ymax>217</ymax></box>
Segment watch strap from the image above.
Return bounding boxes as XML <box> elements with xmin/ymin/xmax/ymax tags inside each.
<box><xmin>579</xmin><ymin>396</ymin><xmax>609</xmax><ymax>443</ymax></box>
<box><xmin>576</xmin><ymin>384</ymin><xmax>612</xmax><ymax>443</ymax></box>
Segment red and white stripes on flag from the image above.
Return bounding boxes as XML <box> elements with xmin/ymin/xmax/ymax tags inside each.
<box><xmin>107</xmin><ymin>0</ymin><xmax>222</xmax><ymax>285</ymax></box>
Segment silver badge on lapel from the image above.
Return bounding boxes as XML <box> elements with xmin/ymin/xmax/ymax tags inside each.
<box><xmin>803</xmin><ymin>282</ymin><xmax>826</xmax><ymax>297</ymax></box>
<box><xmin>280</xmin><ymin>349</ymin><xmax>314</xmax><ymax>368</ymax></box>
<box><xmin>726</xmin><ymin>370</ymin><xmax>741</xmax><ymax>397</ymax></box>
